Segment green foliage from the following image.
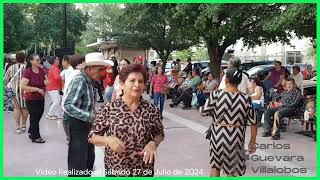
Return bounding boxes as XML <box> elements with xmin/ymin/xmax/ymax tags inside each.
<box><xmin>109</xmin><ymin>4</ymin><xmax>199</xmax><ymax>64</ymax></box>
<box><xmin>4</xmin><ymin>3</ymin><xmax>88</xmax><ymax>53</ymax></box>
<box><xmin>173</xmin><ymin>3</ymin><xmax>300</xmax><ymax>78</ymax></box>
<box><xmin>4</xmin><ymin>4</ymin><xmax>33</xmax><ymax>53</ymax></box>
<box><xmin>193</xmin><ymin>47</ymin><xmax>209</xmax><ymax>61</ymax></box>
<box><xmin>265</xmin><ymin>4</ymin><xmax>316</xmax><ymax>46</ymax></box>
<box><xmin>175</xmin><ymin>49</ymin><xmax>193</xmax><ymax>61</ymax></box>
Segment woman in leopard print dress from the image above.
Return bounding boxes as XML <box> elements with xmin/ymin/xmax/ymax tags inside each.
<box><xmin>89</xmin><ymin>64</ymin><xmax>165</xmax><ymax>177</ymax></box>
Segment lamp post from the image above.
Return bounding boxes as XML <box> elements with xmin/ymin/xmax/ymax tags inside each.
<box><xmin>63</xmin><ymin>4</ymin><xmax>67</xmax><ymax>48</ymax></box>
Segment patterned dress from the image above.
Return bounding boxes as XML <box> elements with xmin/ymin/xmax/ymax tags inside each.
<box><xmin>201</xmin><ymin>89</ymin><xmax>256</xmax><ymax>176</ymax></box>
<box><xmin>4</xmin><ymin>63</ymin><xmax>26</xmax><ymax>108</ymax></box>
<box><xmin>89</xmin><ymin>98</ymin><xmax>164</xmax><ymax>176</ymax></box>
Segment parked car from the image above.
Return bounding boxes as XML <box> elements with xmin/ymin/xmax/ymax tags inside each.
<box><xmin>247</xmin><ymin>65</ymin><xmax>274</xmax><ymax>79</ymax></box>
<box><xmin>247</xmin><ymin>63</ymin><xmax>313</xmax><ymax>80</ymax></box>
<box><xmin>164</xmin><ymin>62</ymin><xmax>173</xmax><ymax>73</ymax></box>
<box><xmin>201</xmin><ymin>62</ymin><xmax>228</xmax><ymax>77</ymax></box>
<box><xmin>239</xmin><ymin>60</ymin><xmax>275</xmax><ymax>72</ymax></box>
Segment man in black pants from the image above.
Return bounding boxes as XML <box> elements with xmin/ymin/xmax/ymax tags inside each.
<box><xmin>63</xmin><ymin>52</ymin><xmax>114</xmax><ymax>177</ymax></box>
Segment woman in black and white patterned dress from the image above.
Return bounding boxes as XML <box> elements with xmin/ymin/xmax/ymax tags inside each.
<box><xmin>200</xmin><ymin>68</ymin><xmax>257</xmax><ymax>176</ymax></box>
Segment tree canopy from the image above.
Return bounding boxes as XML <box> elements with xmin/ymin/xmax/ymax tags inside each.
<box><xmin>173</xmin><ymin>3</ymin><xmax>315</xmax><ymax>79</ymax></box>
<box><xmin>109</xmin><ymin>4</ymin><xmax>199</xmax><ymax>68</ymax></box>
<box><xmin>4</xmin><ymin>3</ymin><xmax>88</xmax><ymax>54</ymax></box>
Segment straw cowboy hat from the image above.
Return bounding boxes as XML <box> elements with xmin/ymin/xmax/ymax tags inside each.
<box><xmin>84</xmin><ymin>52</ymin><xmax>114</xmax><ymax>67</ymax></box>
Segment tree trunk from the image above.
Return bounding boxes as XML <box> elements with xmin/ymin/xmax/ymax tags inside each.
<box><xmin>157</xmin><ymin>50</ymin><xmax>169</xmax><ymax>70</ymax></box>
<box><xmin>207</xmin><ymin>40</ymin><xmax>226</xmax><ymax>82</ymax></box>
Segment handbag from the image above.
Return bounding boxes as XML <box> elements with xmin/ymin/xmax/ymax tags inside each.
<box><xmin>191</xmin><ymin>92</ymin><xmax>199</xmax><ymax>107</ymax></box>
<box><xmin>161</xmin><ymin>86</ymin><xmax>169</xmax><ymax>95</ymax></box>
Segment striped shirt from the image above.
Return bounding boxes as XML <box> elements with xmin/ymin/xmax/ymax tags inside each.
<box><xmin>4</xmin><ymin>63</ymin><xmax>26</xmax><ymax>107</ymax></box>
<box><xmin>63</xmin><ymin>70</ymin><xmax>96</xmax><ymax>122</ymax></box>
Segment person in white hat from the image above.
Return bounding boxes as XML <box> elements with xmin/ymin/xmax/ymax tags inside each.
<box><xmin>63</xmin><ymin>52</ymin><xmax>113</xmax><ymax>177</ymax></box>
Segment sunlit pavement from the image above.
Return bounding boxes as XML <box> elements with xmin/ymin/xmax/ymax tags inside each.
<box><xmin>4</xmin><ymin>94</ymin><xmax>316</xmax><ymax>177</ymax></box>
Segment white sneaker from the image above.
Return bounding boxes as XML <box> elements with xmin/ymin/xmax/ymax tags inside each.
<box><xmin>15</xmin><ymin>128</ymin><xmax>22</xmax><ymax>134</ymax></box>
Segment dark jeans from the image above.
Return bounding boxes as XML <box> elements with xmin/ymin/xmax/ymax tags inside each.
<box><xmin>153</xmin><ymin>92</ymin><xmax>165</xmax><ymax>116</ymax></box>
<box><xmin>63</xmin><ymin>113</ymin><xmax>70</xmax><ymax>142</ymax></box>
<box><xmin>67</xmin><ymin>114</ymin><xmax>95</xmax><ymax>177</ymax></box>
<box><xmin>26</xmin><ymin>100</ymin><xmax>45</xmax><ymax>140</ymax></box>
<box><xmin>197</xmin><ymin>93</ymin><xmax>209</xmax><ymax>106</ymax></box>
<box><xmin>263</xmin><ymin>106</ymin><xmax>295</xmax><ymax>135</ymax></box>
<box><xmin>97</xmin><ymin>80</ymin><xmax>104</xmax><ymax>101</ymax></box>
<box><xmin>173</xmin><ymin>88</ymin><xmax>193</xmax><ymax>107</ymax></box>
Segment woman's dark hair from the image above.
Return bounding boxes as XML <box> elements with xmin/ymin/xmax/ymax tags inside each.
<box><xmin>26</xmin><ymin>54</ymin><xmax>39</xmax><ymax>68</ymax></box>
<box><xmin>251</xmin><ymin>77</ymin><xmax>263</xmax><ymax>87</ymax></box>
<box><xmin>151</xmin><ymin>61</ymin><xmax>157</xmax><ymax>66</ymax></box>
<box><xmin>192</xmin><ymin>68</ymin><xmax>200</xmax><ymax>76</ymax></box>
<box><xmin>226</xmin><ymin>68</ymin><xmax>242</xmax><ymax>85</ymax></box>
<box><xmin>69</xmin><ymin>55</ymin><xmax>85</xmax><ymax>69</ymax></box>
<box><xmin>293</xmin><ymin>65</ymin><xmax>300</xmax><ymax>72</ymax></box>
<box><xmin>155</xmin><ymin>66</ymin><xmax>165</xmax><ymax>75</ymax></box>
<box><xmin>16</xmin><ymin>52</ymin><xmax>26</xmax><ymax>63</ymax></box>
<box><xmin>48</xmin><ymin>56</ymin><xmax>56</xmax><ymax>65</ymax></box>
<box><xmin>119</xmin><ymin>64</ymin><xmax>147</xmax><ymax>84</ymax></box>
<box><xmin>62</xmin><ymin>55</ymin><xmax>71</xmax><ymax>62</ymax></box>
<box><xmin>207</xmin><ymin>72</ymin><xmax>214</xmax><ymax>78</ymax></box>
<box><xmin>120</xmin><ymin>59</ymin><xmax>131</xmax><ymax>65</ymax></box>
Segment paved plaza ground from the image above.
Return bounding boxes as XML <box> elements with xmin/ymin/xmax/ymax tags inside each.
<box><xmin>3</xmin><ymin>94</ymin><xmax>316</xmax><ymax>177</ymax></box>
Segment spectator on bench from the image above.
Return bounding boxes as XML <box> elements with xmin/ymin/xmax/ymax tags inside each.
<box><xmin>169</xmin><ymin>68</ymin><xmax>201</xmax><ymax>109</ymax></box>
<box><xmin>197</xmin><ymin>72</ymin><xmax>219</xmax><ymax>107</ymax></box>
<box><xmin>262</xmin><ymin>78</ymin><xmax>302</xmax><ymax>140</ymax></box>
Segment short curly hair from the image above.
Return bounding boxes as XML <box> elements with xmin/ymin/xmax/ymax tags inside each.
<box><xmin>119</xmin><ymin>64</ymin><xmax>147</xmax><ymax>84</ymax></box>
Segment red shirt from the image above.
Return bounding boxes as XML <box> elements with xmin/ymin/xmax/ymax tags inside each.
<box><xmin>103</xmin><ymin>66</ymin><xmax>115</xmax><ymax>88</ymax></box>
<box><xmin>47</xmin><ymin>64</ymin><xmax>62</xmax><ymax>91</ymax></box>
<box><xmin>23</xmin><ymin>68</ymin><xmax>46</xmax><ymax>100</ymax></box>
<box><xmin>152</xmin><ymin>74</ymin><xmax>168</xmax><ymax>93</ymax></box>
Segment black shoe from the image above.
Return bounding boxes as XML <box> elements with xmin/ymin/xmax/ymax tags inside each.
<box><xmin>271</xmin><ymin>134</ymin><xmax>280</xmax><ymax>140</ymax></box>
<box><xmin>182</xmin><ymin>106</ymin><xmax>191</xmax><ymax>110</ymax></box>
<box><xmin>169</xmin><ymin>104</ymin><xmax>175</xmax><ymax>108</ymax></box>
<box><xmin>261</xmin><ymin>132</ymin><xmax>272</xmax><ymax>137</ymax></box>
<box><xmin>31</xmin><ymin>138</ymin><xmax>46</xmax><ymax>143</ymax></box>
<box><xmin>98</xmin><ymin>99</ymin><xmax>104</xmax><ymax>103</ymax></box>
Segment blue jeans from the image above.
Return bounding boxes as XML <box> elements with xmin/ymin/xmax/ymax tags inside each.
<box><xmin>252</xmin><ymin>103</ymin><xmax>262</xmax><ymax>110</ymax></box>
<box><xmin>153</xmin><ymin>92</ymin><xmax>165</xmax><ymax>117</ymax></box>
<box><xmin>105</xmin><ymin>86</ymin><xmax>114</xmax><ymax>103</ymax></box>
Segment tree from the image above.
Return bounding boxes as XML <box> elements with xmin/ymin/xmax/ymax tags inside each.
<box><xmin>193</xmin><ymin>47</ymin><xmax>209</xmax><ymax>61</ymax></box>
<box><xmin>31</xmin><ymin>3</ymin><xmax>88</xmax><ymax>53</ymax></box>
<box><xmin>174</xmin><ymin>4</ymin><xmax>296</xmax><ymax>79</ymax></box>
<box><xmin>265</xmin><ymin>4</ymin><xmax>316</xmax><ymax>47</ymax></box>
<box><xmin>110</xmin><ymin>4</ymin><xmax>199</xmax><ymax>69</ymax></box>
<box><xmin>74</xmin><ymin>4</ymin><xmax>122</xmax><ymax>54</ymax></box>
<box><xmin>4</xmin><ymin>4</ymin><xmax>33</xmax><ymax>53</ymax></box>
<box><xmin>175</xmin><ymin>49</ymin><xmax>193</xmax><ymax>61</ymax></box>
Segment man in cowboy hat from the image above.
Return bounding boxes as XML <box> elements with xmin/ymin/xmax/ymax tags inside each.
<box><xmin>63</xmin><ymin>52</ymin><xmax>113</xmax><ymax>177</ymax></box>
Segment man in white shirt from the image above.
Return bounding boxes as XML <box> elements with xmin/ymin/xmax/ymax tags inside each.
<box><xmin>218</xmin><ymin>58</ymin><xmax>250</xmax><ymax>94</ymax></box>
<box><xmin>292</xmin><ymin>66</ymin><xmax>303</xmax><ymax>90</ymax></box>
<box><xmin>60</xmin><ymin>55</ymin><xmax>85</xmax><ymax>143</ymax></box>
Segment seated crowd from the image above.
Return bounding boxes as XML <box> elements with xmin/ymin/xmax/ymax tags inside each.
<box><xmin>147</xmin><ymin>58</ymin><xmax>311</xmax><ymax>141</ymax></box>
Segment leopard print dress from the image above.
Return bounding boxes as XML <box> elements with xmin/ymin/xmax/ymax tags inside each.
<box><xmin>89</xmin><ymin>98</ymin><xmax>164</xmax><ymax>176</ymax></box>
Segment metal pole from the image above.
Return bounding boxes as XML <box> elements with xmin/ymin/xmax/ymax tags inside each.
<box><xmin>63</xmin><ymin>4</ymin><xmax>67</xmax><ymax>48</ymax></box>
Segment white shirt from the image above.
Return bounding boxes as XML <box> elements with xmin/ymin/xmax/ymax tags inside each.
<box><xmin>292</xmin><ymin>72</ymin><xmax>303</xmax><ymax>89</ymax></box>
<box><xmin>61</xmin><ymin>66</ymin><xmax>75</xmax><ymax>93</ymax></box>
<box><xmin>219</xmin><ymin>73</ymin><xmax>250</xmax><ymax>94</ymax></box>
<box><xmin>61</xmin><ymin>67</ymin><xmax>81</xmax><ymax>113</ymax></box>
<box><xmin>251</xmin><ymin>86</ymin><xmax>264</xmax><ymax>106</ymax></box>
